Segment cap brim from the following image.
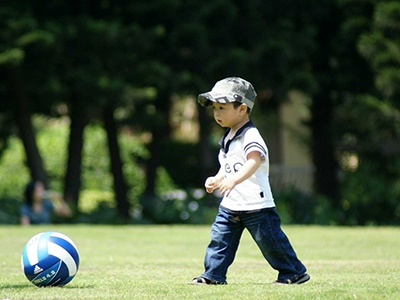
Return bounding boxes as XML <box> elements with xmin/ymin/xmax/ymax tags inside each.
<box><xmin>198</xmin><ymin>91</ymin><xmax>234</xmax><ymax>107</ymax></box>
<box><xmin>198</xmin><ymin>93</ymin><xmax>213</xmax><ymax>107</ymax></box>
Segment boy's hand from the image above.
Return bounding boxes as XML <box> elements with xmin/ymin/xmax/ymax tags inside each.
<box><xmin>205</xmin><ymin>177</ymin><xmax>218</xmax><ymax>193</ymax></box>
<box><xmin>219</xmin><ymin>177</ymin><xmax>236</xmax><ymax>197</ymax></box>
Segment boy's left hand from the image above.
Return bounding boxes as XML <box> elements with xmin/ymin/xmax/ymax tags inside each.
<box><xmin>219</xmin><ymin>178</ymin><xmax>236</xmax><ymax>197</ymax></box>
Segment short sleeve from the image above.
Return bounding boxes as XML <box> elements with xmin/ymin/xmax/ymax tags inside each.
<box><xmin>243</xmin><ymin>128</ymin><xmax>267</xmax><ymax>160</ymax></box>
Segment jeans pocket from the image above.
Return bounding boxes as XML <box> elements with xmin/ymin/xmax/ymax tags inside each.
<box><xmin>228</xmin><ymin>215</ymin><xmax>241</xmax><ymax>222</ymax></box>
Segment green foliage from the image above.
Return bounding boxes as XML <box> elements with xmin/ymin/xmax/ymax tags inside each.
<box><xmin>81</xmin><ymin>122</ymin><xmax>149</xmax><ymax>207</ymax></box>
<box><xmin>0</xmin><ymin>198</ymin><xmax>20</xmax><ymax>224</ymax></box>
<box><xmin>78</xmin><ymin>190</ymin><xmax>115</xmax><ymax>213</ymax></box>
<box><xmin>34</xmin><ymin>117</ymin><xmax>68</xmax><ymax>186</ymax></box>
<box><xmin>358</xmin><ymin>1</ymin><xmax>400</xmax><ymax>98</ymax></box>
<box><xmin>340</xmin><ymin>159</ymin><xmax>400</xmax><ymax>225</ymax></box>
<box><xmin>335</xmin><ymin>97</ymin><xmax>400</xmax><ymax>224</ymax></box>
<box><xmin>0</xmin><ymin>135</ymin><xmax>30</xmax><ymax>198</ymax></box>
<box><xmin>2</xmin><ymin>0</ymin><xmax>400</xmax><ymax>226</ymax></box>
<box><xmin>336</xmin><ymin>94</ymin><xmax>400</xmax><ymax>149</ymax></box>
<box><xmin>0</xmin><ymin>115</ymin><xmax>218</xmax><ymax>224</ymax></box>
<box><xmin>0</xmin><ymin>5</ymin><xmax>46</xmax><ymax>67</ymax></box>
<box><xmin>5</xmin><ymin>111</ymin><xmax>400</xmax><ymax>225</ymax></box>
<box><xmin>81</xmin><ymin>124</ymin><xmax>113</xmax><ymax>192</ymax></box>
<box><xmin>74</xmin><ymin>203</ymin><xmax>122</xmax><ymax>224</ymax></box>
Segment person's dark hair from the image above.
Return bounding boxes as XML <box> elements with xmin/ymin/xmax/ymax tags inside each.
<box><xmin>24</xmin><ymin>180</ymin><xmax>36</xmax><ymax>207</ymax></box>
<box><xmin>233</xmin><ymin>101</ymin><xmax>251</xmax><ymax>114</ymax></box>
<box><xmin>205</xmin><ymin>100</ymin><xmax>251</xmax><ymax>114</ymax></box>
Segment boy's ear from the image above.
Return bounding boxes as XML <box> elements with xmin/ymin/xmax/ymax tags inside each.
<box><xmin>240</xmin><ymin>103</ymin><xmax>248</xmax><ymax>114</ymax></box>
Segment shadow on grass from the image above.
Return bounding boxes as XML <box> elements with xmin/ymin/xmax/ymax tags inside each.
<box><xmin>0</xmin><ymin>284</ymin><xmax>33</xmax><ymax>289</ymax></box>
<box><xmin>1</xmin><ymin>284</ymin><xmax>95</xmax><ymax>289</ymax></box>
<box><xmin>60</xmin><ymin>284</ymin><xmax>96</xmax><ymax>289</ymax></box>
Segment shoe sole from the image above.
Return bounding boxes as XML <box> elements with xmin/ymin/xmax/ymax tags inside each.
<box><xmin>273</xmin><ymin>273</ymin><xmax>310</xmax><ymax>285</ymax></box>
<box><xmin>293</xmin><ymin>273</ymin><xmax>310</xmax><ymax>284</ymax></box>
<box><xmin>189</xmin><ymin>277</ymin><xmax>227</xmax><ymax>285</ymax></box>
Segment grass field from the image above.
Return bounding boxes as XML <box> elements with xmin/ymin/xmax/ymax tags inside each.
<box><xmin>0</xmin><ymin>225</ymin><xmax>399</xmax><ymax>300</ymax></box>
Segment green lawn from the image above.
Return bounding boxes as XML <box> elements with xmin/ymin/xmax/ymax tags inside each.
<box><xmin>0</xmin><ymin>225</ymin><xmax>399</xmax><ymax>300</ymax></box>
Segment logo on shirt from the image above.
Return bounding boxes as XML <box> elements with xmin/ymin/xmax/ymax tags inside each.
<box><xmin>233</xmin><ymin>163</ymin><xmax>243</xmax><ymax>173</ymax></box>
<box><xmin>225</xmin><ymin>162</ymin><xmax>243</xmax><ymax>173</ymax></box>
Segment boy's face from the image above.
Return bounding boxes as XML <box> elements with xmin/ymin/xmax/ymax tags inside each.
<box><xmin>211</xmin><ymin>102</ymin><xmax>248</xmax><ymax>129</ymax></box>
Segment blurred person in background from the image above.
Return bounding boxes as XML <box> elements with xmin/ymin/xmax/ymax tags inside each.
<box><xmin>20</xmin><ymin>180</ymin><xmax>72</xmax><ymax>225</ymax></box>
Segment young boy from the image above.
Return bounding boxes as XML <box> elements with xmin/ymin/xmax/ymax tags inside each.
<box><xmin>190</xmin><ymin>77</ymin><xmax>309</xmax><ymax>285</ymax></box>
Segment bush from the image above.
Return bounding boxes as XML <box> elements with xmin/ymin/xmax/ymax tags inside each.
<box><xmin>158</xmin><ymin>140</ymin><xmax>219</xmax><ymax>188</ymax></box>
<box><xmin>340</xmin><ymin>158</ymin><xmax>400</xmax><ymax>225</ymax></box>
<box><xmin>0</xmin><ymin>136</ymin><xmax>30</xmax><ymax>200</ymax></box>
<box><xmin>274</xmin><ymin>188</ymin><xmax>347</xmax><ymax>225</ymax></box>
<box><xmin>139</xmin><ymin>189</ymin><xmax>220</xmax><ymax>224</ymax></box>
<box><xmin>0</xmin><ymin>198</ymin><xmax>20</xmax><ymax>224</ymax></box>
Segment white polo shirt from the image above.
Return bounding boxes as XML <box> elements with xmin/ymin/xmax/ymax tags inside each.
<box><xmin>218</xmin><ymin>121</ymin><xmax>275</xmax><ymax>212</ymax></box>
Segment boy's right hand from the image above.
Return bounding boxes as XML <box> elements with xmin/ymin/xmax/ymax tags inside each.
<box><xmin>205</xmin><ymin>177</ymin><xmax>217</xmax><ymax>193</ymax></box>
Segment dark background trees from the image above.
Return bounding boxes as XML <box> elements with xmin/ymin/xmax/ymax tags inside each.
<box><xmin>1</xmin><ymin>0</ymin><xmax>400</xmax><ymax>225</ymax></box>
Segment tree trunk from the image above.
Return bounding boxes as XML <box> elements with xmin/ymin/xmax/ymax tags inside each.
<box><xmin>310</xmin><ymin>2</ymin><xmax>340</xmax><ymax>207</ymax></box>
<box><xmin>144</xmin><ymin>93</ymin><xmax>172</xmax><ymax>195</ymax></box>
<box><xmin>63</xmin><ymin>93</ymin><xmax>88</xmax><ymax>208</ymax></box>
<box><xmin>310</xmin><ymin>92</ymin><xmax>339</xmax><ymax>206</ymax></box>
<box><xmin>198</xmin><ymin>108</ymin><xmax>214</xmax><ymax>180</ymax></box>
<box><xmin>103</xmin><ymin>105</ymin><xmax>130</xmax><ymax>220</ymax></box>
<box><xmin>7</xmin><ymin>67</ymin><xmax>48</xmax><ymax>185</ymax></box>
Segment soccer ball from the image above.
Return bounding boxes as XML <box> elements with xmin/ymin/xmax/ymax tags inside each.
<box><xmin>21</xmin><ymin>231</ymin><xmax>80</xmax><ymax>287</ymax></box>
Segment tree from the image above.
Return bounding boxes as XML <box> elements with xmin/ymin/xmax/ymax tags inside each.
<box><xmin>7</xmin><ymin>68</ymin><xmax>49</xmax><ymax>184</ymax></box>
<box><xmin>32</xmin><ymin>2</ymin><xmax>145</xmax><ymax>216</ymax></box>
<box><xmin>337</xmin><ymin>0</ymin><xmax>400</xmax><ymax>224</ymax></box>
<box><xmin>63</xmin><ymin>94</ymin><xmax>88</xmax><ymax>207</ymax></box>
<box><xmin>1</xmin><ymin>1</ymin><xmax>146</xmax><ymax>218</ymax></box>
<box><xmin>103</xmin><ymin>105</ymin><xmax>130</xmax><ymax>220</ymax></box>
<box><xmin>358</xmin><ymin>1</ymin><xmax>400</xmax><ymax>100</ymax></box>
<box><xmin>0</xmin><ymin>4</ymin><xmax>55</xmax><ymax>185</ymax></box>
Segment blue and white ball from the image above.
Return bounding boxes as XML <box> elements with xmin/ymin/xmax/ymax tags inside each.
<box><xmin>21</xmin><ymin>231</ymin><xmax>80</xmax><ymax>287</ymax></box>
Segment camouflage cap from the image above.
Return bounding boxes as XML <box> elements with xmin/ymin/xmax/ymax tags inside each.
<box><xmin>198</xmin><ymin>77</ymin><xmax>257</xmax><ymax>111</ymax></box>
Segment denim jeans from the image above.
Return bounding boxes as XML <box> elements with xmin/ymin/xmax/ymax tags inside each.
<box><xmin>201</xmin><ymin>207</ymin><xmax>307</xmax><ymax>283</ymax></box>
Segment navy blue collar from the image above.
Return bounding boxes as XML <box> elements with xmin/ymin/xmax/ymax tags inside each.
<box><xmin>218</xmin><ymin>120</ymin><xmax>255</xmax><ymax>153</ymax></box>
